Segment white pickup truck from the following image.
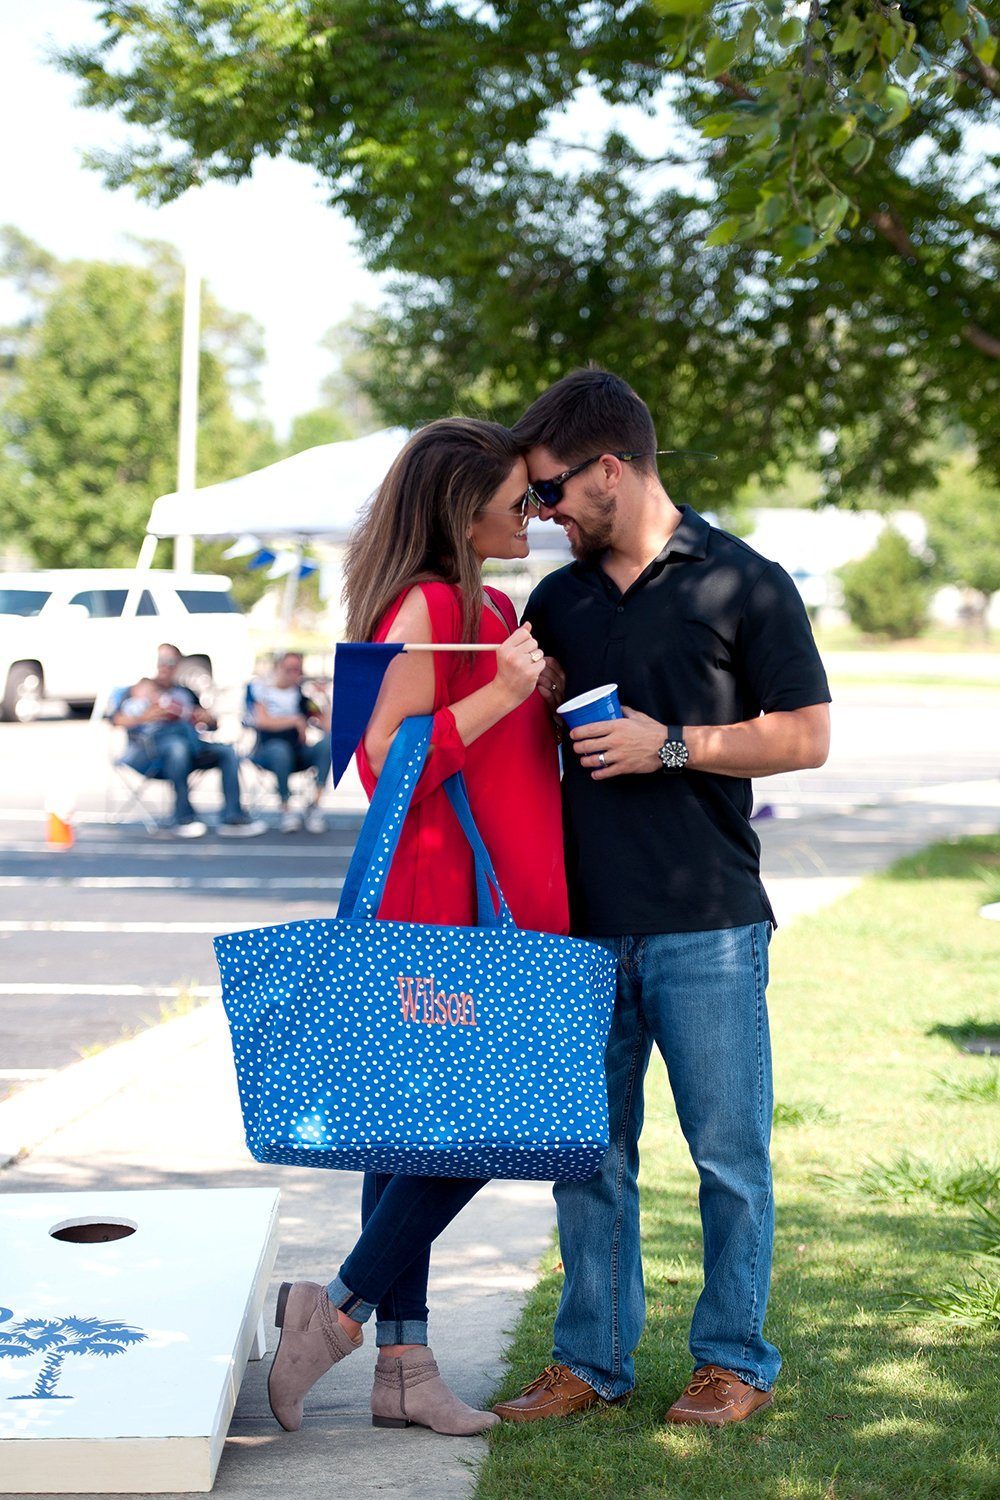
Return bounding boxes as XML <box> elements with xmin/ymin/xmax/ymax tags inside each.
<box><xmin>0</xmin><ymin>569</ymin><xmax>255</xmax><ymax>721</ymax></box>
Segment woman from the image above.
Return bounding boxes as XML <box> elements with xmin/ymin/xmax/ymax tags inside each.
<box><xmin>268</xmin><ymin>419</ymin><xmax>568</xmax><ymax>1437</ymax></box>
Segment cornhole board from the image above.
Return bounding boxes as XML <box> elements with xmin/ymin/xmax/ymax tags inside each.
<box><xmin>0</xmin><ymin>1187</ymin><xmax>280</xmax><ymax>1493</ymax></box>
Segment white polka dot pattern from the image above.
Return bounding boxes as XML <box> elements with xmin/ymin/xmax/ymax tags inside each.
<box><xmin>214</xmin><ymin>916</ymin><xmax>617</xmax><ymax>1181</ymax></box>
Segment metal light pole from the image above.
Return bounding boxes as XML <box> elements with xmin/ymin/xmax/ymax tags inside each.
<box><xmin>174</xmin><ymin>257</ymin><xmax>200</xmax><ymax>573</ymax></box>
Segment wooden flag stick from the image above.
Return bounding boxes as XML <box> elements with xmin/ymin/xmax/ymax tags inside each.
<box><xmin>401</xmin><ymin>643</ymin><xmax>500</xmax><ymax>652</ymax></box>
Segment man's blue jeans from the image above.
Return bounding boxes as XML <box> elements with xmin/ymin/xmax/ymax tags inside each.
<box><xmin>122</xmin><ymin>729</ymin><xmax>243</xmax><ymax>823</ymax></box>
<box><xmin>252</xmin><ymin>733</ymin><xmax>332</xmax><ymax>802</ymax></box>
<box><xmin>552</xmin><ymin>923</ymin><xmax>779</xmax><ymax>1397</ymax></box>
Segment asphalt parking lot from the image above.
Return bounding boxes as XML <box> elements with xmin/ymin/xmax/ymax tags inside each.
<box><xmin>1</xmin><ymin>681</ymin><xmax>997</xmax><ymax>1103</ymax></box>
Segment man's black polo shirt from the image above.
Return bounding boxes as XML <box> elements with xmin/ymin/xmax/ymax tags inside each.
<box><xmin>524</xmin><ymin>506</ymin><xmax>831</xmax><ymax>936</ymax></box>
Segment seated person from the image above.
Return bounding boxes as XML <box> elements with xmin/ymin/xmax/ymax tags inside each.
<box><xmin>112</xmin><ymin>644</ymin><xmax>266</xmax><ymax>839</ymax></box>
<box><xmin>247</xmin><ymin>650</ymin><xmax>332</xmax><ymax>833</ymax></box>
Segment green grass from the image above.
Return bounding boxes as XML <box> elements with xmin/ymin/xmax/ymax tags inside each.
<box><xmin>967</xmin><ymin>1202</ymin><xmax>1000</xmax><ymax>1260</ymax></box>
<box><xmin>773</xmin><ymin>1102</ymin><xmax>840</xmax><ymax>1128</ymax></box>
<box><xmin>478</xmin><ymin>836</ymin><xmax>1000</xmax><ymax>1500</ymax></box>
<box><xmin>895</xmin><ymin>1272</ymin><xmax>1000</xmax><ymax>1330</ymax></box>
<box><xmin>930</xmin><ymin>1068</ymin><xmax>1000</xmax><ymax>1104</ymax></box>
<box><xmin>818</xmin><ymin>1153</ymin><xmax>1000</xmax><ymax>1206</ymax></box>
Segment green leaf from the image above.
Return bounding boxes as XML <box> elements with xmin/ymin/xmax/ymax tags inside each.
<box><xmin>726</xmin><ymin>184</ymin><xmax>763</xmax><ymax>211</ymax></box>
<box><xmin>653</xmin><ymin>0</ymin><xmax>713</xmax><ymax>15</ymax></box>
<box><xmin>831</xmin><ymin>17</ymin><xmax>860</xmax><ymax>54</ymax></box>
<box><xmin>941</xmin><ymin>9</ymin><xmax>968</xmax><ymax>43</ymax></box>
<box><xmin>777</xmin><ymin>17</ymin><xmax>804</xmax><ymax>46</ymax></box>
<box><xmin>880</xmin><ymin>27</ymin><xmax>902</xmax><ymax>62</ymax></box>
<box><xmin>777</xmin><ymin>223</ymin><xmax>822</xmax><ymax>266</ymax></box>
<box><xmin>734</xmin><ymin>6</ymin><xmax>760</xmax><ymax>59</ymax></box>
<box><xmin>879</xmin><ymin>84</ymin><xmax>911</xmax><ymax>131</ymax></box>
<box><xmin>703</xmin><ymin>36</ymin><xmax>738</xmax><ymax>77</ymax></box>
<box><xmin>815</xmin><ymin>192</ymin><xmax>850</xmax><ymax>232</ymax></box>
<box><xmin>829</xmin><ymin>117</ymin><xmax>857</xmax><ymax>150</ymax></box>
<box><xmin>705</xmin><ymin>216</ymin><xmax>744</xmax><ymax>246</ymax></box>
<box><xmin>701</xmin><ymin>109</ymin><xmax>738</xmax><ymax>138</ymax></box>
<box><xmin>977</xmin><ymin>36</ymin><xmax>998</xmax><ymax>66</ymax></box>
<box><xmin>763</xmin><ymin>191</ymin><xmax>788</xmax><ymax>227</ymax></box>
<box><xmin>843</xmin><ymin>132</ymin><xmax>875</xmax><ymax>169</ymax></box>
<box><xmin>896</xmin><ymin>49</ymin><xmax>919</xmax><ymax>78</ymax></box>
<box><xmin>785</xmin><ymin>224</ymin><xmax>817</xmax><ymax>250</ymax></box>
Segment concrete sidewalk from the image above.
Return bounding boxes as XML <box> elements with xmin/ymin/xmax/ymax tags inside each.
<box><xmin>1</xmin><ymin>777</ymin><xmax>997</xmax><ymax>1499</ymax></box>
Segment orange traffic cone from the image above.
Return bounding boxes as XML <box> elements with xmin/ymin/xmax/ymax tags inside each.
<box><xmin>45</xmin><ymin>798</ymin><xmax>75</xmax><ymax>851</ymax></box>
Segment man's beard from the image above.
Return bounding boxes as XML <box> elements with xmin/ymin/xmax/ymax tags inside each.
<box><xmin>565</xmin><ymin>491</ymin><xmax>616</xmax><ymax>560</ymax></box>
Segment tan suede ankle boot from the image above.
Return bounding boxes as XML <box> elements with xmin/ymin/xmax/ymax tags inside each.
<box><xmin>267</xmin><ymin>1280</ymin><xmax>362</xmax><ymax>1432</ymax></box>
<box><xmin>371</xmin><ymin>1348</ymin><xmax>499</xmax><ymax>1435</ymax></box>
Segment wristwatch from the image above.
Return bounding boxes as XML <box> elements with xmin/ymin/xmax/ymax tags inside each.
<box><xmin>658</xmin><ymin>724</ymin><xmax>689</xmax><ymax>773</ymax></box>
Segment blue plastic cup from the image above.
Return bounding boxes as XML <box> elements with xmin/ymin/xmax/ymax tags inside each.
<box><xmin>557</xmin><ymin>682</ymin><xmax>622</xmax><ymax>729</ymax></box>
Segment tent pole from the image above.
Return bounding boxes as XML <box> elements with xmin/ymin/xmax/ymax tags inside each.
<box><xmin>174</xmin><ymin>257</ymin><xmax>200</xmax><ymax>573</ymax></box>
<box><xmin>279</xmin><ymin>546</ymin><xmax>303</xmax><ymax>630</ymax></box>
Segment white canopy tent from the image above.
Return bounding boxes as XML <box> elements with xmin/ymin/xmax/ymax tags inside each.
<box><xmin>139</xmin><ymin>425</ymin><xmax>571</xmax><ymax>558</ymax></box>
<box><xmin>141</xmin><ymin>427</ymin><xmax>413</xmax><ymax>552</ymax></box>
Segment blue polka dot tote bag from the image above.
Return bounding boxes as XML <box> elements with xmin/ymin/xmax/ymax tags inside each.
<box><xmin>214</xmin><ymin>717</ymin><xmax>617</xmax><ymax>1181</ymax></box>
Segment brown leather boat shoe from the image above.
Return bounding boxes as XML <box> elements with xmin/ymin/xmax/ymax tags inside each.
<box><xmin>493</xmin><ymin>1363</ymin><xmax>601</xmax><ymax>1423</ymax></box>
<box><xmin>664</xmin><ymin>1365</ymin><xmax>773</xmax><ymax>1427</ymax></box>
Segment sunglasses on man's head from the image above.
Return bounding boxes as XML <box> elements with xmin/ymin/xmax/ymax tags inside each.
<box><xmin>523</xmin><ymin>448</ymin><xmax>717</xmax><ymax>513</ymax></box>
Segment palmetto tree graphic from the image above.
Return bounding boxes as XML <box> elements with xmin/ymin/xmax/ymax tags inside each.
<box><xmin>0</xmin><ymin>1306</ymin><xmax>147</xmax><ymax>1399</ymax></box>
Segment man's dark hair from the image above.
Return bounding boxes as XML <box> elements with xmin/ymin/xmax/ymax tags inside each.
<box><xmin>512</xmin><ymin>367</ymin><xmax>658</xmax><ymax>475</ymax></box>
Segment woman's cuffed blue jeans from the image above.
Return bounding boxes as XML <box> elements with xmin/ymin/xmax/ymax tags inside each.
<box><xmin>327</xmin><ymin>1172</ymin><xmax>487</xmax><ymax>1346</ymax></box>
<box><xmin>552</xmin><ymin>923</ymin><xmax>780</xmax><ymax>1397</ymax></box>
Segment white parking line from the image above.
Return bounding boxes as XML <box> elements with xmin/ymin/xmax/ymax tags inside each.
<box><xmin>0</xmin><ymin>920</ymin><xmax>253</xmax><ymax>934</ymax></box>
<box><xmin>0</xmin><ymin>983</ymin><xmax>222</xmax><ymax>997</ymax></box>
<box><xmin>0</xmin><ymin>840</ymin><xmax>356</xmax><ymax>858</ymax></box>
<box><xmin>0</xmin><ymin>875</ymin><xmax>344</xmax><ymax>890</ymax></box>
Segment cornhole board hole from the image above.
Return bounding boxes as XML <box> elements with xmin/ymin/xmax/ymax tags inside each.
<box><xmin>0</xmin><ymin>1187</ymin><xmax>280</xmax><ymax>1493</ymax></box>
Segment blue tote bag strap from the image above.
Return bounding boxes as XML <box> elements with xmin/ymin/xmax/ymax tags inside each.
<box><xmin>442</xmin><ymin>772</ymin><xmax>514</xmax><ymax>929</ymax></box>
<box><xmin>340</xmin><ymin>716</ymin><xmax>513</xmax><ymax>929</ymax></box>
<box><xmin>339</xmin><ymin>716</ymin><xmax>431</xmax><ymax>921</ymax></box>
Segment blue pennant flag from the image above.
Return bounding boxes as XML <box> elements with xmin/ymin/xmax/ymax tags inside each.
<box><xmin>330</xmin><ymin>642</ymin><xmax>406</xmax><ymax>786</ymax></box>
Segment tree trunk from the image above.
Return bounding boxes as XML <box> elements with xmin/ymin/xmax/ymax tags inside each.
<box><xmin>31</xmin><ymin>1350</ymin><xmax>65</xmax><ymax>1398</ymax></box>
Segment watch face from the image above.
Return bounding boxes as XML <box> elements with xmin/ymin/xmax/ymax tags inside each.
<box><xmin>659</xmin><ymin>740</ymin><xmax>688</xmax><ymax>770</ymax></box>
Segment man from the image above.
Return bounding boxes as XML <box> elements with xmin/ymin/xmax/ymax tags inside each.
<box><xmin>247</xmin><ymin>651</ymin><xmax>332</xmax><ymax>833</ymax></box>
<box><xmin>494</xmin><ymin>369</ymin><xmax>830</xmax><ymax>1428</ymax></box>
<box><xmin>113</xmin><ymin>644</ymin><xmax>266</xmax><ymax>839</ymax></box>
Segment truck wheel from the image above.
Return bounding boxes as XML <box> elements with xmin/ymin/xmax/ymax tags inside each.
<box><xmin>2</xmin><ymin>662</ymin><xmax>44</xmax><ymax>723</ymax></box>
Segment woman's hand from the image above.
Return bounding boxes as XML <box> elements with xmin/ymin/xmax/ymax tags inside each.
<box><xmin>537</xmin><ymin>656</ymin><xmax>565</xmax><ymax>709</ymax></box>
<box><xmin>494</xmin><ymin>623</ymin><xmax>546</xmax><ymax>708</ymax></box>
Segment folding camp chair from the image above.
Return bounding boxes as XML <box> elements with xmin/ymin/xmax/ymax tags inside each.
<box><xmin>239</xmin><ymin>680</ymin><xmax>327</xmax><ymax>815</ymax></box>
<box><xmin>103</xmin><ymin>687</ymin><xmax>210</xmax><ymax>832</ymax></box>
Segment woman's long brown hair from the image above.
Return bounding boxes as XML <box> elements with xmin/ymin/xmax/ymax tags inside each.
<box><xmin>343</xmin><ymin>418</ymin><xmax>520</xmax><ymax>644</ymax></box>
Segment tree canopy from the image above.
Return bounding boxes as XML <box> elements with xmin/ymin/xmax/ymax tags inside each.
<box><xmin>63</xmin><ymin>1</ymin><xmax>999</xmax><ymax>503</ymax></box>
<box><xmin>0</xmin><ymin>230</ymin><xmax>275</xmax><ymax>571</ymax></box>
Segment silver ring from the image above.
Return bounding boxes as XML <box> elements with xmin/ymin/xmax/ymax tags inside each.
<box><xmin>530</xmin><ymin>649</ymin><xmax>543</xmax><ymax>662</ymax></box>
<box><xmin>598</xmin><ymin>752</ymin><xmax>606</xmax><ymax>768</ymax></box>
